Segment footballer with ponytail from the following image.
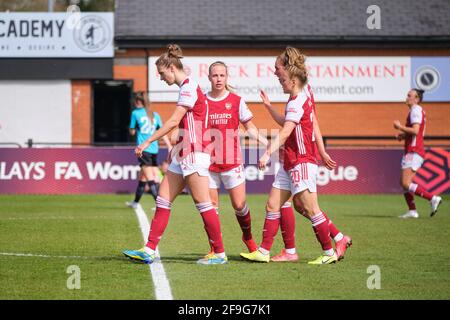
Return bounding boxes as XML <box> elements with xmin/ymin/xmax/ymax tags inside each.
<box><xmin>262</xmin><ymin>46</ymin><xmax>349</xmax><ymax>262</ymax></box>
<box><xmin>126</xmin><ymin>90</ymin><xmax>172</xmax><ymax>210</ymax></box>
<box><xmin>123</xmin><ymin>44</ymin><xmax>229</xmax><ymax>265</ymax></box>
<box><xmin>241</xmin><ymin>46</ymin><xmax>350</xmax><ymax>265</ymax></box>
<box><xmin>394</xmin><ymin>87</ymin><xmax>442</xmax><ymax>219</ymax></box>
<box><xmin>155</xmin><ymin>44</ymin><xmax>184</xmax><ymax>70</ymax></box>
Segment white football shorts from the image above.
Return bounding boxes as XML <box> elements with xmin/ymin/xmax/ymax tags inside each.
<box><xmin>168</xmin><ymin>152</ymin><xmax>211</xmax><ymax>178</ymax></box>
<box><xmin>401</xmin><ymin>152</ymin><xmax>424</xmax><ymax>171</ymax></box>
<box><xmin>209</xmin><ymin>165</ymin><xmax>245</xmax><ymax>190</ymax></box>
<box><xmin>272</xmin><ymin>162</ymin><xmax>318</xmax><ymax>195</ymax></box>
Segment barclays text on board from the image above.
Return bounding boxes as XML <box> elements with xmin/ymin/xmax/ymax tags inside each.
<box><xmin>0</xmin><ymin>13</ymin><xmax>113</xmax><ymax>57</ymax></box>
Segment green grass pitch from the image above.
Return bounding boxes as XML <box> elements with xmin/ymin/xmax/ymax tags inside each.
<box><xmin>0</xmin><ymin>194</ymin><xmax>449</xmax><ymax>300</ymax></box>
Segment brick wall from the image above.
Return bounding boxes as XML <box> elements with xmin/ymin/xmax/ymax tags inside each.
<box><xmin>71</xmin><ymin>80</ymin><xmax>92</xmax><ymax>144</ymax></box>
<box><xmin>113</xmin><ymin>65</ymin><xmax>148</xmax><ymax>92</ymax></box>
<box><xmin>110</xmin><ymin>47</ymin><xmax>450</xmax><ymax>146</ymax></box>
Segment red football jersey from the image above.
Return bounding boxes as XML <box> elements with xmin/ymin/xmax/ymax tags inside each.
<box><xmin>304</xmin><ymin>84</ymin><xmax>320</xmax><ymax>160</ymax></box>
<box><xmin>175</xmin><ymin>77</ymin><xmax>209</xmax><ymax>160</ymax></box>
<box><xmin>283</xmin><ymin>91</ymin><xmax>318</xmax><ymax>171</ymax></box>
<box><xmin>405</xmin><ymin>104</ymin><xmax>426</xmax><ymax>157</ymax></box>
<box><xmin>207</xmin><ymin>91</ymin><xmax>253</xmax><ymax>172</ymax></box>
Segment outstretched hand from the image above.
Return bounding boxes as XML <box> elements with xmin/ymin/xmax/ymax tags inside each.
<box><xmin>321</xmin><ymin>152</ymin><xmax>337</xmax><ymax>170</ymax></box>
<box><xmin>135</xmin><ymin>141</ymin><xmax>150</xmax><ymax>158</ymax></box>
<box><xmin>393</xmin><ymin>120</ymin><xmax>402</xmax><ymax>130</ymax></box>
<box><xmin>258</xmin><ymin>152</ymin><xmax>271</xmax><ymax>171</ymax></box>
<box><xmin>260</xmin><ymin>90</ymin><xmax>272</xmax><ymax>109</ymax></box>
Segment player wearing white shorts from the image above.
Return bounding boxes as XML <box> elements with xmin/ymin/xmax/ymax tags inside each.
<box><xmin>394</xmin><ymin>89</ymin><xmax>442</xmax><ymax>219</ymax></box>
<box><xmin>123</xmin><ymin>44</ymin><xmax>227</xmax><ymax>265</ymax></box>
<box><xmin>265</xmin><ymin>52</ymin><xmax>351</xmax><ymax>262</ymax></box>
<box><xmin>205</xmin><ymin>61</ymin><xmax>268</xmax><ymax>256</ymax></box>
<box><xmin>241</xmin><ymin>47</ymin><xmax>346</xmax><ymax>265</ymax></box>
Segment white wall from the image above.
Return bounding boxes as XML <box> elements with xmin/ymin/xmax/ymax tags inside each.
<box><xmin>0</xmin><ymin>80</ymin><xmax>71</xmax><ymax>147</ymax></box>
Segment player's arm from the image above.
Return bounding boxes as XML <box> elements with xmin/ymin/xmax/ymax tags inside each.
<box><xmin>169</xmin><ymin>128</ymin><xmax>179</xmax><ymax>145</ymax></box>
<box><xmin>162</xmin><ymin>135</ymin><xmax>173</xmax><ymax>151</ymax></box>
<box><xmin>129</xmin><ymin>113</ymin><xmax>137</xmax><ymax>136</ymax></box>
<box><xmin>242</xmin><ymin>120</ymin><xmax>268</xmax><ymax>147</ymax></box>
<box><xmin>313</xmin><ymin>114</ymin><xmax>336</xmax><ymax>170</ymax></box>
<box><xmin>135</xmin><ymin>106</ymin><xmax>187</xmax><ymax>157</ymax></box>
<box><xmin>396</xmin><ymin>132</ymin><xmax>406</xmax><ymax>141</ymax></box>
<box><xmin>260</xmin><ymin>90</ymin><xmax>285</xmax><ymax>127</ymax></box>
<box><xmin>155</xmin><ymin>115</ymin><xmax>173</xmax><ymax>151</ymax></box>
<box><xmin>258</xmin><ymin>121</ymin><xmax>296</xmax><ymax>170</ymax></box>
<box><xmin>393</xmin><ymin>121</ymin><xmax>420</xmax><ymax>136</ymax></box>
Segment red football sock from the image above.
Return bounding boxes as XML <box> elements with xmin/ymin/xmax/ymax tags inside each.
<box><xmin>311</xmin><ymin>212</ymin><xmax>333</xmax><ymax>251</ymax></box>
<box><xmin>280</xmin><ymin>203</ymin><xmax>296</xmax><ymax>249</ymax></box>
<box><xmin>321</xmin><ymin>211</ymin><xmax>340</xmax><ymax>239</ymax></box>
<box><xmin>404</xmin><ymin>192</ymin><xmax>416</xmax><ymax>210</ymax></box>
<box><xmin>260</xmin><ymin>211</ymin><xmax>281</xmax><ymax>251</ymax></box>
<box><xmin>235</xmin><ymin>204</ymin><xmax>253</xmax><ymax>241</ymax></box>
<box><xmin>197</xmin><ymin>202</ymin><xmax>225</xmax><ymax>254</ymax></box>
<box><xmin>409</xmin><ymin>183</ymin><xmax>433</xmax><ymax>201</ymax></box>
<box><xmin>146</xmin><ymin>196</ymin><xmax>172</xmax><ymax>250</ymax></box>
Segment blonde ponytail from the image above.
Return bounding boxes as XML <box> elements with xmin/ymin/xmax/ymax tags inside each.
<box><xmin>155</xmin><ymin>44</ymin><xmax>184</xmax><ymax>70</ymax></box>
<box><xmin>278</xmin><ymin>46</ymin><xmax>308</xmax><ymax>84</ymax></box>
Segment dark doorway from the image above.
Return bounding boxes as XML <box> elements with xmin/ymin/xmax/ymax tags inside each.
<box><xmin>93</xmin><ymin>80</ymin><xmax>133</xmax><ymax>144</ymax></box>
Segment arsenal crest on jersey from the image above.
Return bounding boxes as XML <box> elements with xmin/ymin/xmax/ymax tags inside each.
<box><xmin>225</xmin><ymin>102</ymin><xmax>232</xmax><ymax>110</ymax></box>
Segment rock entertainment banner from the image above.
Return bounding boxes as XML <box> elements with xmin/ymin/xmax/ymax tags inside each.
<box><xmin>148</xmin><ymin>56</ymin><xmax>450</xmax><ymax>102</ymax></box>
<box><xmin>1</xmin><ymin>148</ymin><xmax>448</xmax><ymax>195</ymax></box>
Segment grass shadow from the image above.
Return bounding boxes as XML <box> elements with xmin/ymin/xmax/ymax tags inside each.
<box><xmin>343</xmin><ymin>214</ymin><xmax>397</xmax><ymax>219</ymax></box>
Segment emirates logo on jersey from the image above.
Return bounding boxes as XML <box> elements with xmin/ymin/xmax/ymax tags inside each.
<box><xmin>225</xmin><ymin>103</ymin><xmax>232</xmax><ymax>110</ymax></box>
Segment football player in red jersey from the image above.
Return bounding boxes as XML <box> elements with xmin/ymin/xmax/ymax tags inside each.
<box><xmin>267</xmin><ymin>49</ymin><xmax>351</xmax><ymax>262</ymax></box>
<box><xmin>394</xmin><ymin>89</ymin><xmax>442</xmax><ymax>218</ymax></box>
<box><xmin>204</xmin><ymin>61</ymin><xmax>268</xmax><ymax>257</ymax></box>
<box><xmin>123</xmin><ymin>45</ymin><xmax>228</xmax><ymax>265</ymax></box>
<box><xmin>241</xmin><ymin>47</ymin><xmax>349</xmax><ymax>264</ymax></box>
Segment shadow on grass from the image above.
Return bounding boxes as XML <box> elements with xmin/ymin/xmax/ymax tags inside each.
<box><xmin>150</xmin><ymin>253</ymin><xmax>256</xmax><ymax>264</ymax></box>
<box><xmin>343</xmin><ymin>214</ymin><xmax>397</xmax><ymax>219</ymax></box>
<box><xmin>118</xmin><ymin>252</ymin><xmax>315</xmax><ymax>265</ymax></box>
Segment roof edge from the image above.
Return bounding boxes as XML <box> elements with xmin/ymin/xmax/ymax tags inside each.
<box><xmin>114</xmin><ymin>35</ymin><xmax>450</xmax><ymax>49</ymax></box>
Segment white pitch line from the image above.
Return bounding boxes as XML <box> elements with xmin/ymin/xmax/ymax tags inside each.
<box><xmin>0</xmin><ymin>216</ymin><xmax>125</xmax><ymax>220</ymax></box>
<box><xmin>133</xmin><ymin>204</ymin><xmax>173</xmax><ymax>300</ymax></box>
<box><xmin>0</xmin><ymin>252</ymin><xmax>93</xmax><ymax>259</ymax></box>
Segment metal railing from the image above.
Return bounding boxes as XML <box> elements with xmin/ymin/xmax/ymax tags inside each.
<box><xmin>321</xmin><ymin>135</ymin><xmax>450</xmax><ymax>147</ymax></box>
<box><xmin>0</xmin><ymin>142</ymin><xmax>22</xmax><ymax>148</ymax></box>
<box><xmin>24</xmin><ymin>139</ymin><xmax>135</xmax><ymax>148</ymax></box>
<box><xmin>241</xmin><ymin>135</ymin><xmax>450</xmax><ymax>147</ymax></box>
<box><xmin>0</xmin><ymin>136</ymin><xmax>448</xmax><ymax>149</ymax></box>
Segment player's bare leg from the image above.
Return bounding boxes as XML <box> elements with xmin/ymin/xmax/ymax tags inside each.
<box><xmin>143</xmin><ymin>165</ymin><xmax>159</xmax><ymax>203</ymax></box>
<box><xmin>126</xmin><ymin>169</ymin><xmax>148</xmax><ymax>209</ymax></box>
